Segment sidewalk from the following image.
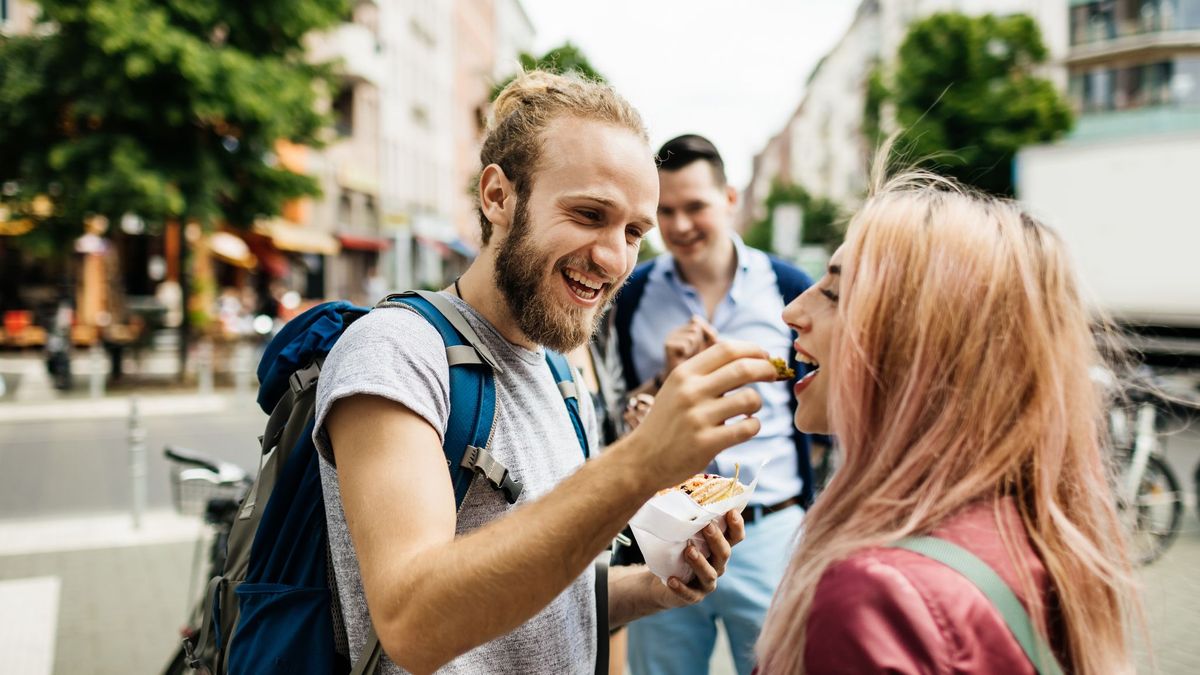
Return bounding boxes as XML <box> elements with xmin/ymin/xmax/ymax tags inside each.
<box><xmin>0</xmin><ymin>510</ymin><xmax>207</xmax><ymax>675</ymax></box>
<box><xmin>0</xmin><ymin>338</ymin><xmax>262</xmax><ymax>405</ymax></box>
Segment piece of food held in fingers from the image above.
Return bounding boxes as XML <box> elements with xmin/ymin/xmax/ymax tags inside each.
<box><xmin>659</xmin><ymin>465</ymin><xmax>746</xmax><ymax>506</ymax></box>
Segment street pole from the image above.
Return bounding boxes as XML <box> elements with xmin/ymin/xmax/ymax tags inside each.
<box><xmin>197</xmin><ymin>339</ymin><xmax>214</xmax><ymax>395</ymax></box>
<box><xmin>88</xmin><ymin>343</ymin><xmax>106</xmax><ymax>399</ymax></box>
<box><xmin>234</xmin><ymin>340</ymin><xmax>253</xmax><ymax>398</ymax></box>
<box><xmin>178</xmin><ymin>221</ymin><xmax>190</xmax><ymax>385</ymax></box>
<box><xmin>128</xmin><ymin>396</ymin><xmax>147</xmax><ymax>529</ymax></box>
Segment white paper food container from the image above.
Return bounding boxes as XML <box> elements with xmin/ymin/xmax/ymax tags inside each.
<box><xmin>628</xmin><ymin>463</ymin><xmax>763</xmax><ymax>584</ymax></box>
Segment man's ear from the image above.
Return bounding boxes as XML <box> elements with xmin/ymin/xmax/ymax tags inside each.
<box><xmin>479</xmin><ymin>164</ymin><xmax>514</xmax><ymax>234</ymax></box>
<box><xmin>724</xmin><ymin>183</ymin><xmax>738</xmax><ymax>210</ymax></box>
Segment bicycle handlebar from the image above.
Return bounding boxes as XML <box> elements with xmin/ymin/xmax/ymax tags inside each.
<box><xmin>164</xmin><ymin>445</ymin><xmax>223</xmax><ymax>473</ymax></box>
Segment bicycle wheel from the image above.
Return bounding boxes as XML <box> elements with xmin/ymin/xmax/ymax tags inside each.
<box><xmin>1120</xmin><ymin>453</ymin><xmax>1183</xmax><ymax>565</ymax></box>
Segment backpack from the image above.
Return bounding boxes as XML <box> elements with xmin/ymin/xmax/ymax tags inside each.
<box><xmin>182</xmin><ymin>290</ymin><xmax>589</xmax><ymax>674</ymax></box>
<box><xmin>612</xmin><ymin>257</ymin><xmax>816</xmax><ymax>507</ymax></box>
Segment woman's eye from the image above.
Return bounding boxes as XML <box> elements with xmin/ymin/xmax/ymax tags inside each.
<box><xmin>820</xmin><ymin>288</ymin><xmax>839</xmax><ymax>303</ymax></box>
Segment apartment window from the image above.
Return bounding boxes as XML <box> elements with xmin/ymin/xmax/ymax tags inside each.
<box><xmin>364</xmin><ymin>196</ymin><xmax>379</xmax><ymax>230</ymax></box>
<box><xmin>1173</xmin><ymin>57</ymin><xmax>1200</xmax><ymax>105</ymax></box>
<box><xmin>1180</xmin><ymin>0</ymin><xmax>1200</xmax><ymax>29</ymax></box>
<box><xmin>1085</xmin><ymin>68</ymin><xmax>1117</xmax><ymax>112</ymax></box>
<box><xmin>410</xmin><ymin>16</ymin><xmax>436</xmax><ymax>48</ymax></box>
<box><xmin>333</xmin><ymin>86</ymin><xmax>355</xmax><ymax>138</ymax></box>
<box><xmin>1070</xmin><ymin>1</ymin><xmax>1117</xmax><ymax>45</ymax></box>
<box><xmin>1143</xmin><ymin>61</ymin><xmax>1174</xmax><ymax>106</ymax></box>
<box><xmin>412</xmin><ymin>104</ymin><xmax>430</xmax><ymax>129</ymax></box>
<box><xmin>1</xmin><ymin>0</ymin><xmax>8</xmax><ymax>23</ymax></box>
<box><xmin>338</xmin><ymin>192</ymin><xmax>353</xmax><ymax>228</ymax></box>
<box><xmin>1069</xmin><ymin>73</ymin><xmax>1087</xmax><ymax>112</ymax></box>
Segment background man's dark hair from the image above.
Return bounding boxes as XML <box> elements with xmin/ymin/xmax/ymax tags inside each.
<box><xmin>656</xmin><ymin>134</ymin><xmax>727</xmax><ymax>187</ymax></box>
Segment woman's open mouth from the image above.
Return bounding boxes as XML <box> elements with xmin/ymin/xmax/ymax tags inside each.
<box><xmin>793</xmin><ymin>347</ymin><xmax>820</xmax><ymax>395</ymax></box>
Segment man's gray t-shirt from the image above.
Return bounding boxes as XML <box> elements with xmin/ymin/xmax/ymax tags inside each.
<box><xmin>313</xmin><ymin>293</ymin><xmax>599</xmax><ymax>674</ymax></box>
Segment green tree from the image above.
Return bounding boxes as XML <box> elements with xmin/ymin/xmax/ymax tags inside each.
<box><xmin>492</xmin><ymin>41</ymin><xmax>606</xmax><ymax>98</ymax></box>
<box><xmin>0</xmin><ymin>0</ymin><xmax>346</xmax><ymax>252</ymax></box>
<box><xmin>744</xmin><ymin>181</ymin><xmax>844</xmax><ymax>255</ymax></box>
<box><xmin>866</xmin><ymin>12</ymin><xmax>1072</xmax><ymax>196</ymax></box>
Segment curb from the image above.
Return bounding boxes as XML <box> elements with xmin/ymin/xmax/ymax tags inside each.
<box><xmin>0</xmin><ymin>394</ymin><xmax>237</xmax><ymax>423</ymax></box>
<box><xmin>0</xmin><ymin>509</ymin><xmax>205</xmax><ymax>557</ymax></box>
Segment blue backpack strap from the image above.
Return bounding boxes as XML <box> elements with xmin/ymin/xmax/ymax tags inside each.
<box><xmin>769</xmin><ymin>256</ymin><xmax>818</xmax><ymax>508</ymax></box>
<box><xmin>613</xmin><ymin>260</ymin><xmax>655</xmax><ymax>393</ymax></box>
<box><xmin>544</xmin><ymin>349</ymin><xmax>590</xmax><ymax>459</ymax></box>
<box><xmin>381</xmin><ymin>292</ymin><xmax>516</xmax><ymax>507</ymax></box>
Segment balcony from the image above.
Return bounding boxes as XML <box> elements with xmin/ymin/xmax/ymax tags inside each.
<box><xmin>1071</xmin><ymin>105</ymin><xmax>1200</xmax><ymax>141</ymax></box>
<box><xmin>307</xmin><ymin>23</ymin><xmax>385</xmax><ymax>86</ymax></box>
<box><xmin>1069</xmin><ymin>26</ymin><xmax>1200</xmax><ymax>65</ymax></box>
<box><xmin>1070</xmin><ymin>0</ymin><xmax>1200</xmax><ymax>57</ymax></box>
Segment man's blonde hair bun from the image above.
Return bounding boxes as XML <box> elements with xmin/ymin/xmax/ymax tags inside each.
<box><xmin>477</xmin><ymin>69</ymin><xmax>647</xmax><ymax>244</ymax></box>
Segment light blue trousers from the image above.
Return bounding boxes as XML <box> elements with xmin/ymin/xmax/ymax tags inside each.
<box><xmin>626</xmin><ymin>504</ymin><xmax>804</xmax><ymax>675</ymax></box>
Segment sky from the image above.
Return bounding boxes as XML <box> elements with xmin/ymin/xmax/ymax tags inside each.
<box><xmin>519</xmin><ymin>0</ymin><xmax>861</xmax><ymax>191</ymax></box>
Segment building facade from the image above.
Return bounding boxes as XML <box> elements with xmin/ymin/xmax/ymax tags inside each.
<box><xmin>1016</xmin><ymin>0</ymin><xmax>1200</xmax><ymax>340</ymax></box>
<box><xmin>743</xmin><ymin>0</ymin><xmax>1069</xmax><ymax>228</ymax></box>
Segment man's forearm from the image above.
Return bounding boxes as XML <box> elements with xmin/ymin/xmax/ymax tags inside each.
<box><xmin>607</xmin><ymin>564</ymin><xmax>667</xmax><ymax>628</ymax></box>
<box><xmin>374</xmin><ymin>440</ymin><xmax>655</xmax><ymax>673</ymax></box>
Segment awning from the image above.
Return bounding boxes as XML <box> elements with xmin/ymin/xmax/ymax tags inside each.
<box><xmin>209</xmin><ymin>231</ymin><xmax>257</xmax><ymax>269</ymax></box>
<box><xmin>0</xmin><ymin>219</ymin><xmax>35</xmax><ymax>236</ymax></box>
<box><xmin>414</xmin><ymin>234</ymin><xmax>452</xmax><ymax>259</ymax></box>
<box><xmin>254</xmin><ymin>219</ymin><xmax>340</xmax><ymax>255</ymax></box>
<box><xmin>241</xmin><ymin>231</ymin><xmax>290</xmax><ymax>279</ymax></box>
<box><xmin>337</xmin><ymin>233</ymin><xmax>392</xmax><ymax>252</ymax></box>
<box><xmin>448</xmin><ymin>237</ymin><xmax>477</xmax><ymax>258</ymax></box>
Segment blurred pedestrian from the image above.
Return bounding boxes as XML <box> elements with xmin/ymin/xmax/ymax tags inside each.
<box><xmin>757</xmin><ymin>169</ymin><xmax>1139</xmax><ymax>674</ymax></box>
<box><xmin>611</xmin><ymin>134</ymin><xmax>814</xmax><ymax>675</ymax></box>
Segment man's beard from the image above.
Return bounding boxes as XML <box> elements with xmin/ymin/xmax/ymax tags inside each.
<box><xmin>493</xmin><ymin>202</ymin><xmax>622</xmax><ymax>352</ymax></box>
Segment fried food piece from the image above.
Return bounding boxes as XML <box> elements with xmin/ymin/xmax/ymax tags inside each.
<box><xmin>658</xmin><ymin>464</ymin><xmax>745</xmax><ymax>506</ymax></box>
<box><xmin>769</xmin><ymin>356</ymin><xmax>795</xmax><ymax>381</ymax></box>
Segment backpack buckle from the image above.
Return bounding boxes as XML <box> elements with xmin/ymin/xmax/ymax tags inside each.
<box><xmin>182</xmin><ymin>637</ymin><xmax>209</xmax><ymax>673</ymax></box>
<box><xmin>289</xmin><ymin>361</ymin><xmax>322</xmax><ymax>395</ymax></box>
<box><xmin>461</xmin><ymin>445</ymin><xmax>523</xmax><ymax>504</ymax></box>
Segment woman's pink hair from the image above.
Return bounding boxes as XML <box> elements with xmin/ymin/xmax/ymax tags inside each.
<box><xmin>756</xmin><ymin>171</ymin><xmax>1139</xmax><ymax>674</ymax></box>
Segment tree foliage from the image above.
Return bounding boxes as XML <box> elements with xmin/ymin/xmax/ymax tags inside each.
<box><xmin>744</xmin><ymin>181</ymin><xmax>844</xmax><ymax>255</ymax></box>
<box><xmin>866</xmin><ymin>12</ymin><xmax>1073</xmax><ymax>196</ymax></box>
<box><xmin>491</xmin><ymin>41</ymin><xmax>606</xmax><ymax>99</ymax></box>
<box><xmin>0</xmin><ymin>0</ymin><xmax>347</xmax><ymax>254</ymax></box>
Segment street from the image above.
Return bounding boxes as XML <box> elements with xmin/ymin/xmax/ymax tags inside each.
<box><xmin>1</xmin><ymin>392</ymin><xmax>1198</xmax><ymax>674</ymax></box>
<box><xmin>0</xmin><ymin>394</ymin><xmax>266</xmax><ymax>518</ymax></box>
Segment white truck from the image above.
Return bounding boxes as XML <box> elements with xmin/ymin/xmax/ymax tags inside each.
<box><xmin>1016</xmin><ymin>130</ymin><xmax>1200</xmax><ymax>359</ymax></box>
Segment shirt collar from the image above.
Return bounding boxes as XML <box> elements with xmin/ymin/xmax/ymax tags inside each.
<box><xmin>657</xmin><ymin>233</ymin><xmax>752</xmax><ymax>304</ymax></box>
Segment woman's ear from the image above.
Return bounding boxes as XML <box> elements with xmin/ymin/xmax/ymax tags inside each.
<box><xmin>479</xmin><ymin>164</ymin><xmax>514</xmax><ymax>235</ymax></box>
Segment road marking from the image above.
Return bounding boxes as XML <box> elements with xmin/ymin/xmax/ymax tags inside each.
<box><xmin>0</xmin><ymin>576</ymin><xmax>60</xmax><ymax>675</ymax></box>
<box><xmin>0</xmin><ymin>509</ymin><xmax>204</xmax><ymax>557</ymax></box>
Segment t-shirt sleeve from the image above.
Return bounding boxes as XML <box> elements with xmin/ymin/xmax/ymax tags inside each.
<box><xmin>804</xmin><ymin>554</ymin><xmax>950</xmax><ymax>674</ymax></box>
<box><xmin>312</xmin><ymin>306</ymin><xmax>451</xmax><ymax>465</ymax></box>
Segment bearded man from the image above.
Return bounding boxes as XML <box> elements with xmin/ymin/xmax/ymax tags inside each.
<box><xmin>314</xmin><ymin>70</ymin><xmax>779</xmax><ymax>674</ymax></box>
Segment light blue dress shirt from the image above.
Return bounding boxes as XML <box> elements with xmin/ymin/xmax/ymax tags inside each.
<box><xmin>628</xmin><ymin>235</ymin><xmax>802</xmax><ymax>507</ymax></box>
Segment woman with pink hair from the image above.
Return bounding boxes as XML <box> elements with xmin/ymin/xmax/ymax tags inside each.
<box><xmin>756</xmin><ymin>172</ymin><xmax>1139</xmax><ymax>674</ymax></box>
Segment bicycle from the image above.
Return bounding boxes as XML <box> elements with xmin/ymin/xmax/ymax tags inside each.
<box><xmin>160</xmin><ymin>445</ymin><xmax>253</xmax><ymax>675</ymax></box>
<box><xmin>1102</xmin><ymin>369</ymin><xmax>1187</xmax><ymax>566</ymax></box>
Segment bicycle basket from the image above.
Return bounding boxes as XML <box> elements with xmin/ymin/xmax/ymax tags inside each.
<box><xmin>170</xmin><ymin>467</ymin><xmax>245</xmax><ymax>517</ymax></box>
